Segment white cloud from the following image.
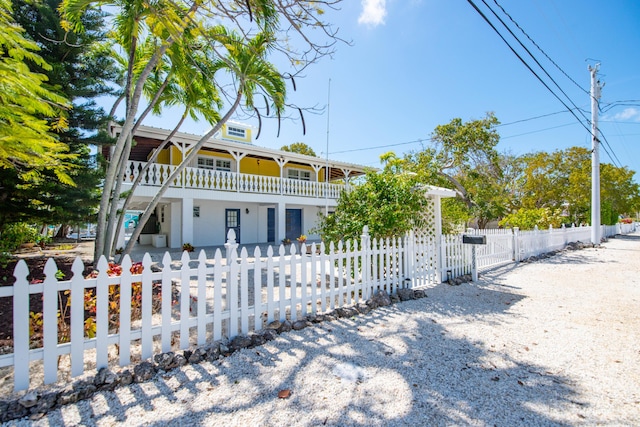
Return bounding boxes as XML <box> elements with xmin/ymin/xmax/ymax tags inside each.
<box><xmin>610</xmin><ymin>107</ymin><xmax>640</xmax><ymax>122</ymax></box>
<box><xmin>358</xmin><ymin>0</ymin><xmax>387</xmax><ymax>27</ymax></box>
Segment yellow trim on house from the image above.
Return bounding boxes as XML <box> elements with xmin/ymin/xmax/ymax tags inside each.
<box><xmin>221</xmin><ymin>123</ymin><xmax>252</xmax><ymax>143</ymax></box>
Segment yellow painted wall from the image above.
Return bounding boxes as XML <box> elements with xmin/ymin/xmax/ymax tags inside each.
<box><xmin>154</xmin><ymin>148</ymin><xmax>170</xmax><ymax>164</ymax></box>
<box><xmin>170</xmin><ymin>146</ymin><xmax>182</xmax><ymax>164</ymax></box>
<box><xmin>240</xmin><ymin>158</ymin><xmax>280</xmax><ymax>177</ymax></box>
<box><xmin>159</xmin><ymin>144</ymin><xmax>329</xmax><ymax>182</ymax></box>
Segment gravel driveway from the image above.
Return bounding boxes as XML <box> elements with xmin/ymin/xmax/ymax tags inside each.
<box><xmin>4</xmin><ymin>233</ymin><xmax>640</xmax><ymax>426</ymax></box>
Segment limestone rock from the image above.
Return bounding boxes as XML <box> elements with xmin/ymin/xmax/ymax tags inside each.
<box><xmin>371</xmin><ymin>290</ymin><xmax>391</xmax><ymax>307</ymax></box>
<box><xmin>250</xmin><ymin>333</ymin><xmax>267</xmax><ymax>347</ymax></box>
<box><xmin>397</xmin><ymin>288</ymin><xmax>414</xmax><ymax>301</ymax></box>
<box><xmin>230</xmin><ymin>335</ymin><xmax>252</xmax><ymax>352</ymax></box>
<box><xmin>188</xmin><ymin>347</ymin><xmax>207</xmax><ymax>364</ymax></box>
<box><xmin>292</xmin><ymin>320</ymin><xmax>311</xmax><ymax>330</ymax></box>
<box><xmin>133</xmin><ymin>361</ymin><xmax>156</xmax><ymax>383</ymax></box>
<box><xmin>94</xmin><ymin>367</ymin><xmax>118</xmax><ymax>390</ymax></box>
<box><xmin>278</xmin><ymin>320</ymin><xmax>293</xmax><ymax>334</ymax></box>
<box><xmin>18</xmin><ymin>391</ymin><xmax>38</xmax><ymax>409</ymax></box>
<box><xmin>262</xmin><ymin>329</ymin><xmax>278</xmax><ymax>341</ymax></box>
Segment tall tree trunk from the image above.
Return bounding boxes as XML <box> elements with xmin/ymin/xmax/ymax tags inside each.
<box><xmin>93</xmin><ymin>0</ymin><xmax>200</xmax><ymax>265</ymax></box>
<box><xmin>105</xmin><ymin>133</ymin><xmax>133</xmax><ymax>254</ymax></box>
<box><xmin>112</xmin><ymin>108</ymin><xmax>187</xmax><ymax>255</ymax></box>
<box><xmin>123</xmin><ymin>93</ymin><xmax>242</xmax><ymax>256</ymax></box>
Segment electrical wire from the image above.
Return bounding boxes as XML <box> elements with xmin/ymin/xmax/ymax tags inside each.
<box><xmin>491</xmin><ymin>0</ymin><xmax>589</xmax><ymax>96</ymax></box>
<box><xmin>480</xmin><ymin>0</ymin><xmax>593</xmax><ymax>129</ymax></box>
<box><xmin>497</xmin><ymin>108</ymin><xmax>582</xmax><ymax>127</ymax></box>
<box><xmin>466</xmin><ymin>0</ymin><xmax>623</xmax><ymax>167</ymax></box>
<box><xmin>330</xmin><ymin>138</ymin><xmax>427</xmax><ymax>155</ymax></box>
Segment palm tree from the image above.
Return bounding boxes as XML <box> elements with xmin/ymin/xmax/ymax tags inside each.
<box><xmin>122</xmin><ymin>27</ymin><xmax>286</xmax><ymax>255</ymax></box>
<box><xmin>108</xmin><ymin>38</ymin><xmax>224</xmax><ymax>254</ymax></box>
<box><xmin>61</xmin><ymin>0</ymin><xmax>204</xmax><ymax>263</ymax></box>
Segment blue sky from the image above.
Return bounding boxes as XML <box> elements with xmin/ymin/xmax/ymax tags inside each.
<box><xmin>139</xmin><ymin>0</ymin><xmax>640</xmax><ymax>180</ymax></box>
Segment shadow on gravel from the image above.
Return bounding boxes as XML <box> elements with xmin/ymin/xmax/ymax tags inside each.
<box><xmin>613</xmin><ymin>233</ymin><xmax>640</xmax><ymax>241</ymax></box>
<box><xmin>46</xmin><ymin>298</ymin><xmax>589</xmax><ymax>427</ymax></box>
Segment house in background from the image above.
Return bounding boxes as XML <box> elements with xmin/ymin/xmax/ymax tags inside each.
<box><xmin>110</xmin><ymin>122</ymin><xmax>368</xmax><ymax>249</ymax></box>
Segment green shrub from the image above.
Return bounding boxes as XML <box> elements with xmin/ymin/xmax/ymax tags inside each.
<box><xmin>0</xmin><ymin>223</ymin><xmax>41</xmax><ymax>252</ymax></box>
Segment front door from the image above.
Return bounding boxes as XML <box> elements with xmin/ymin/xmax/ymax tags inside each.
<box><xmin>267</xmin><ymin>208</ymin><xmax>275</xmax><ymax>242</ymax></box>
<box><xmin>225</xmin><ymin>209</ymin><xmax>240</xmax><ymax>243</ymax></box>
<box><xmin>285</xmin><ymin>209</ymin><xmax>302</xmax><ymax>241</ymax></box>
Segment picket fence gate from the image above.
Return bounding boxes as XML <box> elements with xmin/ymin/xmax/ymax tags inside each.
<box><xmin>1</xmin><ymin>222</ymin><xmax>636</xmax><ymax>392</ymax></box>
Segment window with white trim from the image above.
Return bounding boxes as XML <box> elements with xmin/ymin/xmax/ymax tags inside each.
<box><xmin>227</xmin><ymin>126</ymin><xmax>246</xmax><ymax>138</ymax></box>
<box><xmin>287</xmin><ymin>168</ymin><xmax>312</xmax><ymax>181</ymax></box>
<box><xmin>197</xmin><ymin>157</ymin><xmax>232</xmax><ymax>171</ymax></box>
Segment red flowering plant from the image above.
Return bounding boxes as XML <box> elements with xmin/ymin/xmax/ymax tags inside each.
<box><xmin>83</xmin><ymin>262</ymin><xmax>162</xmax><ymax>337</ymax></box>
<box><xmin>29</xmin><ymin>262</ymin><xmax>163</xmax><ymax>346</ymax></box>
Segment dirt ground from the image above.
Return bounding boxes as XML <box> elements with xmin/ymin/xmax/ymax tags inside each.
<box><xmin>0</xmin><ymin>240</ymin><xmax>95</xmax><ymax>343</ymax></box>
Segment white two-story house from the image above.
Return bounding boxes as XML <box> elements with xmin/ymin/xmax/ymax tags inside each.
<box><xmin>110</xmin><ymin>122</ymin><xmax>369</xmax><ymax>249</ymax></box>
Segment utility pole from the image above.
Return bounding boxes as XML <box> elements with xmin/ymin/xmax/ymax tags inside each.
<box><xmin>589</xmin><ymin>63</ymin><xmax>603</xmax><ymax>245</ymax></box>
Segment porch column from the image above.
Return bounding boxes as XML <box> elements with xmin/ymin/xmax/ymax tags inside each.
<box><xmin>181</xmin><ymin>198</ymin><xmax>193</xmax><ymax>248</ymax></box>
<box><xmin>275</xmin><ymin>157</ymin><xmax>287</xmax><ymax>195</ymax></box>
<box><xmin>432</xmin><ymin>195</ymin><xmax>444</xmax><ymax>283</ymax></box>
<box><xmin>277</xmin><ymin>201</ymin><xmax>286</xmax><ymax>243</ymax></box>
<box><xmin>169</xmin><ymin>202</ymin><xmax>181</xmax><ymax>249</ymax></box>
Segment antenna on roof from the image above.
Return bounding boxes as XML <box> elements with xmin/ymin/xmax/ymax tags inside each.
<box><xmin>325</xmin><ymin>78</ymin><xmax>331</xmax><ymax>216</ymax></box>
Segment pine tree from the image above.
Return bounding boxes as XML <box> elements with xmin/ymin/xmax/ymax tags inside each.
<box><xmin>4</xmin><ymin>0</ymin><xmax>117</xmax><ymax>232</ymax></box>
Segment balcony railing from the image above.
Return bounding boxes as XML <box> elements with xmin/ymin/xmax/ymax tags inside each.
<box><xmin>123</xmin><ymin>160</ymin><xmax>347</xmax><ymax>199</ymax></box>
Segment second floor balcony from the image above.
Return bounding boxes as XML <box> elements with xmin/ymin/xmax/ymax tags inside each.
<box><xmin>123</xmin><ymin>160</ymin><xmax>350</xmax><ymax>200</ymax></box>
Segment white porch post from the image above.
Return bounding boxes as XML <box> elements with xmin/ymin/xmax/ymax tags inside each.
<box><xmin>432</xmin><ymin>195</ymin><xmax>444</xmax><ymax>283</ymax></box>
<box><xmin>277</xmin><ymin>201</ymin><xmax>286</xmax><ymax>243</ymax></box>
<box><xmin>181</xmin><ymin>198</ymin><xmax>193</xmax><ymax>248</ymax></box>
<box><xmin>275</xmin><ymin>157</ymin><xmax>287</xmax><ymax>195</ymax></box>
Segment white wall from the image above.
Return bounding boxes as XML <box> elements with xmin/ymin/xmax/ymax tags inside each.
<box><xmin>185</xmin><ymin>202</ymin><xmax>325</xmax><ymax>247</ymax></box>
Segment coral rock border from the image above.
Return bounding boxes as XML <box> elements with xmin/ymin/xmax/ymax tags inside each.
<box><xmin>0</xmin><ymin>289</ymin><xmax>428</xmax><ymax>423</ymax></box>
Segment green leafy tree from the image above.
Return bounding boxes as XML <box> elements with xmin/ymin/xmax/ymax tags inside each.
<box><xmin>60</xmin><ymin>0</ymin><xmax>345</xmax><ymax>263</ymax></box>
<box><xmin>390</xmin><ymin>113</ymin><xmax>505</xmax><ymax>229</ymax></box>
<box><xmin>499</xmin><ymin>207</ymin><xmax>563</xmax><ymax>230</ymax></box>
<box><xmin>6</xmin><ymin>0</ymin><xmax>117</xmax><ymax>234</ymax></box>
<box><xmin>281</xmin><ymin>142</ymin><xmax>317</xmax><ymax>157</ymax></box>
<box><xmin>514</xmin><ymin>147</ymin><xmax>640</xmax><ymax>226</ymax></box>
<box><xmin>314</xmin><ymin>170</ymin><xmax>429</xmax><ymax>243</ymax></box>
<box><xmin>0</xmin><ymin>0</ymin><xmax>72</xmax><ymax>184</ymax></box>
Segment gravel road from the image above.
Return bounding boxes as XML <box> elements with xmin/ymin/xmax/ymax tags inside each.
<box><xmin>4</xmin><ymin>233</ymin><xmax>640</xmax><ymax>426</ymax></box>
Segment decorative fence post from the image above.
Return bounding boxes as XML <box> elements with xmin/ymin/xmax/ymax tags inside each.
<box><xmin>360</xmin><ymin>226</ymin><xmax>371</xmax><ymax>299</ymax></box>
<box><xmin>225</xmin><ymin>228</ymin><xmax>239</xmax><ymax>264</ymax></box>
<box><xmin>512</xmin><ymin>227</ymin><xmax>520</xmax><ymax>262</ymax></box>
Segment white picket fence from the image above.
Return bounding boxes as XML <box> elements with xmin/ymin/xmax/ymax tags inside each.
<box><xmin>1</xmin><ymin>222</ymin><xmax>636</xmax><ymax>392</ymax></box>
<box><xmin>1</xmin><ymin>227</ymin><xmax>433</xmax><ymax>392</ymax></box>
<box><xmin>441</xmin><ymin>223</ymin><xmax>637</xmax><ymax>275</ymax></box>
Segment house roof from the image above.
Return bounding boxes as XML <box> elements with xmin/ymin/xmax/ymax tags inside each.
<box><xmin>108</xmin><ymin>123</ymin><xmax>372</xmax><ymax>181</ymax></box>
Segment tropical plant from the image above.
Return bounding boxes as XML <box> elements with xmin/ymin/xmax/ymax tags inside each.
<box><xmin>314</xmin><ymin>169</ymin><xmax>429</xmax><ymax>243</ymax></box>
<box><xmin>59</xmin><ymin>0</ymin><xmax>345</xmax><ymax>264</ymax></box>
<box><xmin>281</xmin><ymin>142</ymin><xmax>317</xmax><ymax>157</ymax></box>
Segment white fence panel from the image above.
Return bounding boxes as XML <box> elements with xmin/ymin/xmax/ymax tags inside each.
<box><xmin>3</xmin><ymin>223</ymin><xmax>637</xmax><ymax>392</ymax></box>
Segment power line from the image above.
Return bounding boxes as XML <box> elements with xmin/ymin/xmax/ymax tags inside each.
<box><xmin>466</xmin><ymin>0</ymin><xmax>622</xmax><ymax>167</ymax></box>
<box><xmin>491</xmin><ymin>0</ymin><xmax>590</xmax><ymax>96</ymax></box>
<box><xmin>598</xmin><ymin>129</ymin><xmax>623</xmax><ymax>168</ymax></box>
<box><xmin>479</xmin><ymin>0</ymin><xmax>593</xmax><ymax>129</ymax></box>
<box><xmin>497</xmin><ymin>108</ymin><xmax>582</xmax><ymax>127</ymax></box>
<box><xmin>500</xmin><ymin>122</ymin><xmax>578</xmax><ymax>139</ymax></box>
<box><xmin>330</xmin><ymin>138</ymin><xmax>427</xmax><ymax>155</ymax></box>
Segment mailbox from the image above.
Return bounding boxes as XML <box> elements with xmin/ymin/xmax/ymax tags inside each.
<box><xmin>462</xmin><ymin>234</ymin><xmax>486</xmax><ymax>245</ymax></box>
